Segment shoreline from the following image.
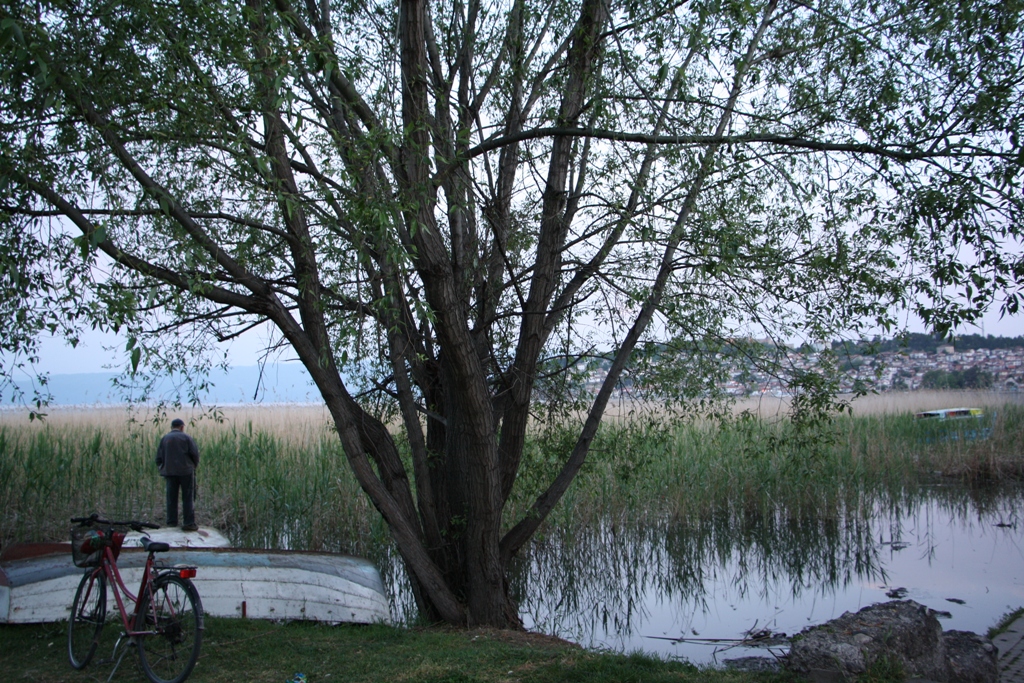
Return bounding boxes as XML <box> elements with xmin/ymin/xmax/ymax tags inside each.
<box><xmin>3</xmin><ymin>388</ymin><xmax>1021</xmax><ymax>423</ymax></box>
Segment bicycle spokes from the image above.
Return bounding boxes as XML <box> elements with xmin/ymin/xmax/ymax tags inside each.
<box><xmin>68</xmin><ymin>570</ymin><xmax>107</xmax><ymax>670</ymax></box>
<box><xmin>136</xmin><ymin>575</ymin><xmax>202</xmax><ymax>683</ymax></box>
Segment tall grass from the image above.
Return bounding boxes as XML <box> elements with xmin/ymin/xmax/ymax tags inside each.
<box><xmin>1</xmin><ymin>400</ymin><xmax>1022</xmax><ymax>554</ymax></box>
<box><xmin>0</xmin><ymin>411</ymin><xmax>380</xmax><ymax>556</ymax></box>
<box><xmin>506</xmin><ymin>401</ymin><xmax>1024</xmax><ymax>528</ymax></box>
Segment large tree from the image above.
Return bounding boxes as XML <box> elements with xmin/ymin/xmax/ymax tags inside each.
<box><xmin>1</xmin><ymin>0</ymin><xmax>1022</xmax><ymax>626</ymax></box>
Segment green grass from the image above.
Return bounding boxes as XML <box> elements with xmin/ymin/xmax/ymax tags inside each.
<box><xmin>507</xmin><ymin>403</ymin><xmax>1024</xmax><ymax>527</ymax></box>
<box><xmin>988</xmin><ymin>607</ymin><xmax>1024</xmax><ymax>639</ymax></box>
<box><xmin>857</xmin><ymin>654</ymin><xmax>905</xmax><ymax>683</ymax></box>
<box><xmin>0</xmin><ymin>618</ymin><xmax>797</xmax><ymax>683</ymax></box>
<box><xmin>2</xmin><ymin>403</ymin><xmax>1022</xmax><ymax>552</ymax></box>
<box><xmin>0</xmin><ymin>418</ymin><xmax>380</xmax><ymax>554</ymax></box>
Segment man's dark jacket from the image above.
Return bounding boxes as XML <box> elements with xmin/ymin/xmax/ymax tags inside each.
<box><xmin>156</xmin><ymin>430</ymin><xmax>200</xmax><ymax>477</ymax></box>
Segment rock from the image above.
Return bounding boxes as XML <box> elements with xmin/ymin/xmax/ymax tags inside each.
<box><xmin>787</xmin><ymin>601</ymin><xmax>946</xmax><ymax>679</ymax></box>
<box><xmin>722</xmin><ymin>656</ymin><xmax>782</xmax><ymax>673</ymax></box>
<box><xmin>943</xmin><ymin>630</ymin><xmax>998</xmax><ymax>683</ymax></box>
<box><xmin>784</xmin><ymin>601</ymin><xmax>997</xmax><ymax>683</ymax></box>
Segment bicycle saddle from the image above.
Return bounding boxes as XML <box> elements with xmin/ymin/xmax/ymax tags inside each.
<box><xmin>140</xmin><ymin>537</ymin><xmax>170</xmax><ymax>553</ymax></box>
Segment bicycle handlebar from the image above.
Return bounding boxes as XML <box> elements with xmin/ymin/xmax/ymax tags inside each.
<box><xmin>71</xmin><ymin>514</ymin><xmax>160</xmax><ymax>532</ymax></box>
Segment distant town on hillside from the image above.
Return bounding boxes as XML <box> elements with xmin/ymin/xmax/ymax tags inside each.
<box><xmin>578</xmin><ymin>333</ymin><xmax>1024</xmax><ymax>398</ymax></box>
<box><xmin>794</xmin><ymin>334</ymin><xmax>1024</xmax><ymax>395</ymax></box>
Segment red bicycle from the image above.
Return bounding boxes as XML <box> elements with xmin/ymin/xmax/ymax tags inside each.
<box><xmin>68</xmin><ymin>514</ymin><xmax>203</xmax><ymax>683</ymax></box>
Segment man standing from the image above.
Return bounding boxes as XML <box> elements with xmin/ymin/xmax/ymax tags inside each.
<box><xmin>156</xmin><ymin>418</ymin><xmax>200</xmax><ymax>531</ymax></box>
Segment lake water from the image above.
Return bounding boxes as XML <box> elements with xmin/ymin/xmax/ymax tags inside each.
<box><xmin>509</xmin><ymin>485</ymin><xmax>1024</xmax><ymax>666</ymax></box>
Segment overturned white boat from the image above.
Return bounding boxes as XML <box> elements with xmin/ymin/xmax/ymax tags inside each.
<box><xmin>0</xmin><ymin>529</ymin><xmax>390</xmax><ymax>625</ymax></box>
<box><xmin>122</xmin><ymin>525</ymin><xmax>232</xmax><ymax>549</ymax></box>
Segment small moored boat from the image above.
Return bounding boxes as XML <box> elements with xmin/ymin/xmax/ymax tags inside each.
<box><xmin>913</xmin><ymin>407</ymin><xmax>994</xmax><ymax>442</ymax></box>
<box><xmin>914</xmin><ymin>407</ymin><xmax>985</xmax><ymax>420</ymax></box>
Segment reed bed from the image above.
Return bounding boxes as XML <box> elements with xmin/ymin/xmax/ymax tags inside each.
<box><xmin>0</xmin><ymin>409</ymin><xmax>380</xmax><ymax>556</ymax></box>
<box><xmin>506</xmin><ymin>399</ymin><xmax>1024</xmax><ymax>528</ymax></box>
<box><xmin>1</xmin><ymin>397</ymin><xmax>1022</xmax><ymax>554</ymax></box>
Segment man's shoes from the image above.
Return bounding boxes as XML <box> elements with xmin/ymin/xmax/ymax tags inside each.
<box><xmin>181</xmin><ymin>524</ymin><xmax>199</xmax><ymax>531</ymax></box>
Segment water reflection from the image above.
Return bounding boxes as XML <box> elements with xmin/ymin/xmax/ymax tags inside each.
<box><xmin>229</xmin><ymin>482</ymin><xmax>1024</xmax><ymax>665</ymax></box>
<box><xmin>511</xmin><ymin>485</ymin><xmax>1024</xmax><ymax>664</ymax></box>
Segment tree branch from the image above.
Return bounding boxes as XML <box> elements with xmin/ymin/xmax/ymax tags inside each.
<box><xmin>436</xmin><ymin>129</ymin><xmax>1008</xmax><ymax>183</ymax></box>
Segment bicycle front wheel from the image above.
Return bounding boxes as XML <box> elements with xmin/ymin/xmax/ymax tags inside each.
<box><xmin>135</xmin><ymin>574</ymin><xmax>203</xmax><ymax>683</ymax></box>
<box><xmin>68</xmin><ymin>569</ymin><xmax>106</xmax><ymax>669</ymax></box>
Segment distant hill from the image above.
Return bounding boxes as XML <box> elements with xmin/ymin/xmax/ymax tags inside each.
<box><xmin>832</xmin><ymin>333</ymin><xmax>1024</xmax><ymax>355</ymax></box>
<box><xmin>9</xmin><ymin>333</ymin><xmax>1022</xmax><ymax>407</ymax></box>
<box><xmin>2</xmin><ymin>363</ymin><xmax>320</xmax><ymax>406</ymax></box>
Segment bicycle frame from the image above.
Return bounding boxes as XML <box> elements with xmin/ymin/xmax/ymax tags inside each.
<box><xmin>93</xmin><ymin>543</ymin><xmax>160</xmax><ymax>638</ymax></box>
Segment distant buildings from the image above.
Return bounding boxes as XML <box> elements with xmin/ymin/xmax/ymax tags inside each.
<box><xmin>579</xmin><ymin>344</ymin><xmax>1024</xmax><ymax>398</ymax></box>
<box><xmin>757</xmin><ymin>346</ymin><xmax>1024</xmax><ymax>396</ymax></box>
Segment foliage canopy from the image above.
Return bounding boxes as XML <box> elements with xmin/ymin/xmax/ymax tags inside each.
<box><xmin>1</xmin><ymin>0</ymin><xmax>1022</xmax><ymax>625</ymax></box>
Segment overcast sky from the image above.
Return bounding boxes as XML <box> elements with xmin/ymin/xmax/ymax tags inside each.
<box><xmin>24</xmin><ymin>322</ymin><xmax>285</xmax><ymax>376</ymax></box>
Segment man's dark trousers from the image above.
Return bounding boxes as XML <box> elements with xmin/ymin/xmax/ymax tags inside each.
<box><xmin>165</xmin><ymin>474</ymin><xmax>195</xmax><ymax>527</ymax></box>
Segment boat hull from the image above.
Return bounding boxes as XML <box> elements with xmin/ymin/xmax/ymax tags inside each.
<box><xmin>0</xmin><ymin>545</ymin><xmax>390</xmax><ymax>625</ymax></box>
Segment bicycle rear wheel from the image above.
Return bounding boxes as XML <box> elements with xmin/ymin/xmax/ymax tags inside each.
<box><xmin>135</xmin><ymin>574</ymin><xmax>203</xmax><ymax>683</ymax></box>
<box><xmin>68</xmin><ymin>569</ymin><xmax>106</xmax><ymax>669</ymax></box>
